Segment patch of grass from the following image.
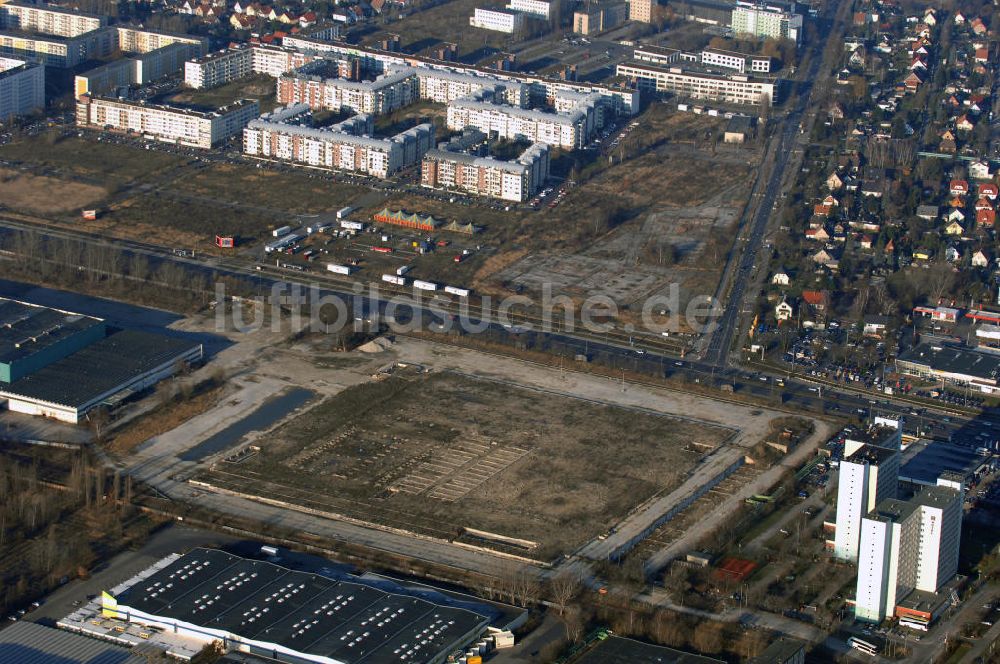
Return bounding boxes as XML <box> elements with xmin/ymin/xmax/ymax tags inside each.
<box><xmin>0</xmin><ymin>133</ymin><xmax>187</xmax><ymax>186</ymax></box>
<box><xmin>163</xmin><ymin>74</ymin><xmax>279</xmax><ymax>113</ymax></box>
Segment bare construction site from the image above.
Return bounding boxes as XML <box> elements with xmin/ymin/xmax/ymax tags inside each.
<box><xmin>193</xmin><ymin>369</ymin><xmax>732</xmax><ymax>561</ymax></box>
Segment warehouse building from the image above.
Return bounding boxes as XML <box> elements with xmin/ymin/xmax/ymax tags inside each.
<box><xmin>0</xmin><ymin>298</ymin><xmax>106</xmax><ymax>383</ymax></box>
<box><xmin>0</xmin><ymin>297</ymin><xmax>202</xmax><ymax>424</ymax></box>
<box><xmin>99</xmin><ymin>548</ymin><xmax>492</xmax><ymax>664</ymax></box>
<box><xmin>244</xmin><ymin>104</ymin><xmax>434</xmax><ymax>178</ymax></box>
<box><xmin>896</xmin><ymin>341</ymin><xmax>1000</xmax><ymax>394</ymax></box>
<box><xmin>0</xmin><ymin>328</ymin><xmax>203</xmax><ymax>423</ymax></box>
<box><xmin>0</xmin><ymin>55</ymin><xmax>43</xmax><ymax>120</ymax></box>
<box><xmin>0</xmin><ymin>621</ymin><xmax>147</xmax><ymax>664</ymax></box>
<box><xmin>77</xmin><ymin>94</ymin><xmax>259</xmax><ymax>148</ymax></box>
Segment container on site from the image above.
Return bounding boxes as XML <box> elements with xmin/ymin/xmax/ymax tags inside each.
<box><xmin>272</xmin><ymin>225</ymin><xmax>292</xmax><ymax>238</ymax></box>
<box><xmin>444</xmin><ymin>286</ymin><xmax>470</xmax><ymax>297</ymax></box>
<box><xmin>396</xmin><ymin>265</ymin><xmax>412</xmax><ymax>276</ymax></box>
<box><xmin>336</xmin><ymin>206</ymin><xmax>354</xmax><ymax>219</ymax></box>
<box><xmin>306</xmin><ymin>223</ymin><xmax>329</xmax><ymax>234</ymax></box>
<box><xmin>382</xmin><ymin>274</ymin><xmax>406</xmax><ymax>285</ymax></box>
<box><xmin>341</xmin><ymin>220</ymin><xmax>364</xmax><ymax>231</ymax></box>
<box><xmin>413</xmin><ymin>279</ymin><xmax>437</xmax><ymax>291</ymax></box>
<box><xmin>467</xmin><ymin>657</ymin><xmax>482</xmax><ymax>664</ymax></box>
<box><xmin>327</xmin><ymin>264</ymin><xmax>354</xmax><ymax>275</ymax></box>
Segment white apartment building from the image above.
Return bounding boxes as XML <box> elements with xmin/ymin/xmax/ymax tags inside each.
<box><xmin>417</xmin><ymin>68</ymin><xmax>527</xmax><ymax>106</ymax></box>
<box><xmin>0</xmin><ymin>25</ymin><xmax>116</xmax><ymax>67</ymax></box>
<box><xmin>469</xmin><ymin>7</ymin><xmax>525</xmax><ymax>33</ymax></box>
<box><xmin>507</xmin><ymin>0</ymin><xmax>556</xmax><ymax>19</ymax></box>
<box><xmin>243</xmin><ymin>104</ymin><xmax>434</xmax><ymax>178</ymax></box>
<box><xmin>834</xmin><ymin>443</ymin><xmax>900</xmax><ymax>561</ymax></box>
<box><xmin>731</xmin><ymin>1</ymin><xmax>803</xmax><ymax>43</ymax></box>
<box><xmin>115</xmin><ymin>27</ymin><xmax>205</xmax><ymax>55</ymax></box>
<box><xmin>447</xmin><ymin>91</ymin><xmax>597</xmax><ymax>149</ymax></box>
<box><xmin>855</xmin><ymin>483</ymin><xmax>963</xmax><ymax>623</ymax></box>
<box><xmin>277</xmin><ymin>63</ymin><xmax>418</xmax><ymax>115</ymax></box>
<box><xmin>421</xmin><ymin>141</ymin><xmax>549</xmax><ymax>202</ymax></box>
<box><xmin>184</xmin><ymin>45</ymin><xmax>316</xmax><ymax>89</ymax></box>
<box><xmin>0</xmin><ymin>1</ymin><xmax>106</xmax><ymax>38</ymax></box>
<box><xmin>701</xmin><ymin>48</ymin><xmax>772</xmax><ymax>74</ymax></box>
<box><xmin>76</xmin><ymin>95</ymin><xmax>259</xmax><ymax>149</ymax></box>
<box><xmin>616</xmin><ymin>61</ymin><xmax>775</xmax><ymax>106</ymax></box>
<box><xmin>0</xmin><ymin>56</ymin><xmax>43</xmax><ymax>121</ymax></box>
<box><xmin>185</xmin><ymin>48</ymin><xmax>252</xmax><ymax>89</ymax></box>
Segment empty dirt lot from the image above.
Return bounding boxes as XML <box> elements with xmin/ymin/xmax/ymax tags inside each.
<box><xmin>0</xmin><ymin>168</ymin><xmax>107</xmax><ymax>215</ymax></box>
<box><xmin>197</xmin><ymin>369</ymin><xmax>730</xmax><ymax>560</ymax></box>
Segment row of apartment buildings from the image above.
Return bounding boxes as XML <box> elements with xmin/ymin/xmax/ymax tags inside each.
<box><xmin>421</xmin><ymin>131</ymin><xmax>550</xmax><ymax>202</ymax></box>
<box><xmin>75</xmin><ymin>41</ymin><xmax>203</xmax><ymax>97</ymax></box>
<box><xmin>0</xmin><ymin>56</ymin><xmax>43</xmax><ymax>121</ymax></box>
<box><xmin>0</xmin><ymin>2</ymin><xmax>206</xmax><ymax>68</ymax></box>
<box><xmin>76</xmin><ymin>94</ymin><xmax>259</xmax><ymax>148</ymax></box>
<box><xmin>243</xmin><ymin>103</ymin><xmax>434</xmax><ymax>178</ymax></box>
<box><xmin>187</xmin><ymin>37</ymin><xmax>639</xmax><ymax>118</ymax></box>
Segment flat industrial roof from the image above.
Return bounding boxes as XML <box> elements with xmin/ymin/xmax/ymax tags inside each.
<box><xmin>0</xmin><ymin>297</ymin><xmax>103</xmax><ymax>366</ymax></box>
<box><xmin>0</xmin><ymin>621</ymin><xmax>146</xmax><ymax>664</ymax></box>
<box><xmin>897</xmin><ymin>341</ymin><xmax>1000</xmax><ymax>382</ymax></box>
<box><xmin>901</xmin><ymin>441</ymin><xmax>986</xmax><ymax>485</ymax></box>
<box><xmin>573</xmin><ymin>635</ymin><xmax>725</xmax><ymax>664</ymax></box>
<box><xmin>114</xmin><ymin>549</ymin><xmax>489</xmax><ymax>664</ymax></box>
<box><xmin>0</xmin><ymin>329</ymin><xmax>201</xmax><ymax>409</ymax></box>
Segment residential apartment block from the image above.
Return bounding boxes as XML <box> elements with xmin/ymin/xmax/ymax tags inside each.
<box><xmin>421</xmin><ymin>132</ymin><xmax>550</xmax><ymax>202</ymax></box>
<box><xmin>855</xmin><ymin>483</ymin><xmax>963</xmax><ymax>622</ymax></box>
<box><xmin>616</xmin><ymin>61</ymin><xmax>775</xmax><ymax>105</ymax></box>
<box><xmin>469</xmin><ymin>7</ymin><xmax>525</xmax><ymax>33</ymax></box>
<box><xmin>76</xmin><ymin>42</ymin><xmax>201</xmax><ymax>97</ymax></box>
<box><xmin>573</xmin><ymin>2</ymin><xmax>627</xmax><ymax>35</ymax></box>
<box><xmin>417</xmin><ymin>68</ymin><xmax>527</xmax><ymax>106</ymax></box>
<box><xmin>115</xmin><ymin>26</ymin><xmax>206</xmax><ymax>55</ymax></box>
<box><xmin>243</xmin><ymin>103</ymin><xmax>434</xmax><ymax>178</ymax></box>
<box><xmin>731</xmin><ymin>1</ymin><xmax>803</xmax><ymax>43</ymax></box>
<box><xmin>0</xmin><ymin>56</ymin><xmax>43</xmax><ymax>121</ymax></box>
<box><xmin>0</xmin><ymin>25</ymin><xmax>116</xmax><ymax>67</ymax></box>
<box><xmin>0</xmin><ymin>1</ymin><xmax>106</xmax><ymax>38</ymax></box>
<box><xmin>76</xmin><ymin>94</ymin><xmax>259</xmax><ymax>149</ymax></box>
<box><xmin>446</xmin><ymin>90</ymin><xmax>597</xmax><ymax>149</ymax></box>
<box><xmin>833</xmin><ymin>440</ymin><xmax>901</xmax><ymax>561</ymax></box>
<box><xmin>277</xmin><ymin>62</ymin><xmax>418</xmax><ymax>115</ymax></box>
<box><xmin>255</xmin><ymin>38</ymin><xmax>639</xmax><ymax>118</ymax></box>
<box><xmin>629</xmin><ymin>0</ymin><xmax>654</xmax><ymax>23</ymax></box>
<box><xmin>184</xmin><ymin>44</ymin><xmax>316</xmax><ymax>89</ymax></box>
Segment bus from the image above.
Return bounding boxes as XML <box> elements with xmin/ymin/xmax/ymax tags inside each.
<box><xmin>848</xmin><ymin>636</ymin><xmax>881</xmax><ymax>656</ymax></box>
<box><xmin>899</xmin><ymin>616</ymin><xmax>929</xmax><ymax>632</ymax></box>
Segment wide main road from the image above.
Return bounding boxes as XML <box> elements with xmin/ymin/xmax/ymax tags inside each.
<box><xmin>703</xmin><ymin>0</ymin><xmax>849</xmax><ymax>368</ymax></box>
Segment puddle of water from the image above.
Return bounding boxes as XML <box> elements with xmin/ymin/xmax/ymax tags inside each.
<box><xmin>179</xmin><ymin>387</ymin><xmax>314</xmax><ymax>461</ymax></box>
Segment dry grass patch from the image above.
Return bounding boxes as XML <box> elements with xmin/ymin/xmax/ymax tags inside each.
<box><xmin>0</xmin><ymin>169</ymin><xmax>107</xmax><ymax>215</ymax></box>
